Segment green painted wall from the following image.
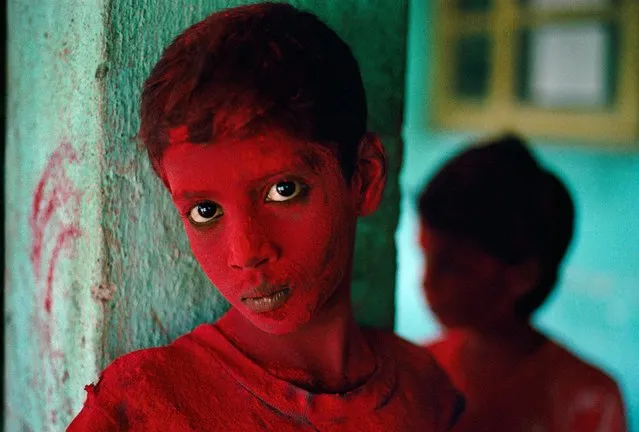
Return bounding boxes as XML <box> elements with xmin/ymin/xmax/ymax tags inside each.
<box><xmin>6</xmin><ymin>1</ymin><xmax>407</xmax><ymax>429</ymax></box>
<box><xmin>396</xmin><ymin>1</ymin><xmax>639</xmax><ymax>430</ymax></box>
<box><xmin>5</xmin><ymin>2</ymin><xmax>107</xmax><ymax>430</ymax></box>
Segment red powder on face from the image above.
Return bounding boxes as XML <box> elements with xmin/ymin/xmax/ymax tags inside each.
<box><xmin>162</xmin><ymin>130</ymin><xmax>357</xmax><ymax>335</ymax></box>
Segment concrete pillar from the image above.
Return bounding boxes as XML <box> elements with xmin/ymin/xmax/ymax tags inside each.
<box><xmin>6</xmin><ymin>2</ymin><xmax>107</xmax><ymax>429</ymax></box>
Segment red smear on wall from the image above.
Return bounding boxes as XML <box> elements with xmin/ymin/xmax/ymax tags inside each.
<box><xmin>30</xmin><ymin>141</ymin><xmax>82</xmax><ymax>314</ymax></box>
<box><xmin>28</xmin><ymin>141</ymin><xmax>83</xmax><ymax>424</ymax></box>
<box><xmin>44</xmin><ymin>226</ymin><xmax>82</xmax><ymax>312</ymax></box>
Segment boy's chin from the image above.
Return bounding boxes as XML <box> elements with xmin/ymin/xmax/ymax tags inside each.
<box><xmin>431</xmin><ymin>308</ymin><xmax>472</xmax><ymax>329</ymax></box>
<box><xmin>243</xmin><ymin>308</ymin><xmax>314</xmax><ymax>335</ymax></box>
<box><xmin>436</xmin><ymin>312</ymin><xmax>511</xmax><ymax>333</ymax></box>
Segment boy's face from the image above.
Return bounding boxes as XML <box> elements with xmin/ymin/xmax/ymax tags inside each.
<box><xmin>419</xmin><ymin>225</ymin><xmax>522</xmax><ymax>330</ymax></box>
<box><xmin>162</xmin><ymin>128</ymin><xmax>364</xmax><ymax>334</ymax></box>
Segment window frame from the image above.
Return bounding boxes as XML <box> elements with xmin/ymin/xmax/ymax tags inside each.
<box><xmin>431</xmin><ymin>0</ymin><xmax>638</xmax><ymax>146</ymax></box>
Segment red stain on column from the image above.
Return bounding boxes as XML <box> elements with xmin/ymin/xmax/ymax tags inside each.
<box><xmin>30</xmin><ymin>141</ymin><xmax>82</xmax><ymax>314</ymax></box>
<box><xmin>28</xmin><ymin>141</ymin><xmax>84</xmax><ymax>426</ymax></box>
<box><xmin>44</xmin><ymin>226</ymin><xmax>82</xmax><ymax>312</ymax></box>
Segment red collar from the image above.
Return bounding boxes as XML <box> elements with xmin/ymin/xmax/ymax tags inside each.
<box><xmin>187</xmin><ymin>323</ymin><xmax>398</xmax><ymax>423</ymax></box>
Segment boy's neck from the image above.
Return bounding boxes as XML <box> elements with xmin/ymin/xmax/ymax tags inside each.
<box><xmin>448</xmin><ymin>321</ymin><xmax>547</xmax><ymax>366</ymax></box>
<box><xmin>216</xmin><ymin>280</ymin><xmax>376</xmax><ymax>393</ymax></box>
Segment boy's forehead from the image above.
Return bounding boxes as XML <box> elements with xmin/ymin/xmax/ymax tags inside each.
<box><xmin>163</xmin><ymin>126</ymin><xmax>340</xmax><ymax>184</ymax></box>
<box><xmin>167</xmin><ymin>125</ymin><xmax>190</xmax><ymax>144</ymax></box>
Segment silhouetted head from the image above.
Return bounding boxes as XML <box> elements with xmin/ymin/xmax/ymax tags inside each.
<box><xmin>418</xmin><ymin>134</ymin><xmax>574</xmax><ymax>328</ymax></box>
<box><xmin>139</xmin><ymin>2</ymin><xmax>367</xmax><ymax>187</ymax></box>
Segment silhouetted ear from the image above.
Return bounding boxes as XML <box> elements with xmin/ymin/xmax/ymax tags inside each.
<box><xmin>351</xmin><ymin>133</ymin><xmax>387</xmax><ymax>216</ymax></box>
<box><xmin>418</xmin><ymin>223</ymin><xmax>429</xmax><ymax>251</ymax></box>
<box><xmin>506</xmin><ymin>259</ymin><xmax>542</xmax><ymax>299</ymax></box>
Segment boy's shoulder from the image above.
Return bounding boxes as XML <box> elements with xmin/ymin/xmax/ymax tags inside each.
<box><xmin>95</xmin><ymin>326</ymin><xmax>199</xmax><ymax>373</ymax></box>
<box><xmin>426</xmin><ymin>334</ymin><xmax>622</xmax><ymax>395</ymax></box>
<box><xmin>68</xmin><ymin>324</ymin><xmax>236</xmax><ymax>431</ymax></box>
<box><xmin>535</xmin><ymin>340</ymin><xmax>627</xmax><ymax>429</ymax></box>
<box><xmin>367</xmin><ymin>328</ymin><xmax>447</xmax><ymax>369</ymax></box>
<box><xmin>96</xmin><ymin>323</ymin><xmax>227</xmax><ymax>389</ymax></box>
<box><xmin>364</xmin><ymin>328</ymin><xmax>465</xmax><ymax>430</ymax></box>
<box><xmin>541</xmin><ymin>340</ymin><xmax>623</xmax><ymax>395</ymax></box>
<box><xmin>424</xmin><ymin>335</ymin><xmax>461</xmax><ymax>362</ymax></box>
<box><xmin>364</xmin><ymin>328</ymin><xmax>456</xmax><ymax>386</ymax></box>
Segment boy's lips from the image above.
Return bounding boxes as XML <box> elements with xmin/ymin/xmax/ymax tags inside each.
<box><xmin>240</xmin><ymin>284</ymin><xmax>291</xmax><ymax>313</ymax></box>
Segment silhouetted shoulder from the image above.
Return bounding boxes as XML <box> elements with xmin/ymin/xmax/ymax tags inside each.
<box><xmin>534</xmin><ymin>341</ymin><xmax>627</xmax><ymax>431</ymax></box>
<box><xmin>425</xmin><ymin>336</ymin><xmax>460</xmax><ymax>364</ymax></box>
<box><xmin>542</xmin><ymin>341</ymin><xmax>625</xmax><ymax>397</ymax></box>
<box><xmin>365</xmin><ymin>329</ymin><xmax>465</xmax><ymax>431</ymax></box>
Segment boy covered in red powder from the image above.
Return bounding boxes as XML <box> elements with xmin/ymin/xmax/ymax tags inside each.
<box><xmin>68</xmin><ymin>3</ymin><xmax>463</xmax><ymax>431</ymax></box>
<box><xmin>418</xmin><ymin>134</ymin><xmax>626</xmax><ymax>431</ymax></box>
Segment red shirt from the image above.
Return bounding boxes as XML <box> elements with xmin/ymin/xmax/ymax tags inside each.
<box><xmin>428</xmin><ymin>336</ymin><xmax>626</xmax><ymax>432</ymax></box>
<box><xmin>68</xmin><ymin>324</ymin><xmax>463</xmax><ymax>431</ymax></box>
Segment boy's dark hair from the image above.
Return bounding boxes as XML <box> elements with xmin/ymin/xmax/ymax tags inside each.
<box><xmin>418</xmin><ymin>134</ymin><xmax>575</xmax><ymax>317</ymax></box>
<box><xmin>139</xmin><ymin>2</ymin><xmax>367</xmax><ymax>186</ymax></box>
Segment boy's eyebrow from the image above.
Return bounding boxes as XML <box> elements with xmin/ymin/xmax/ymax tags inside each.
<box><xmin>172</xmin><ymin>159</ymin><xmax>319</xmax><ymax>201</ymax></box>
<box><xmin>174</xmin><ymin>190</ymin><xmax>216</xmax><ymax>201</ymax></box>
<box><xmin>296</xmin><ymin>150</ymin><xmax>325</xmax><ymax>174</ymax></box>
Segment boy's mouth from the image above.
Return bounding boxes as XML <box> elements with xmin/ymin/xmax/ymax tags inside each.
<box><xmin>241</xmin><ymin>286</ymin><xmax>291</xmax><ymax>313</ymax></box>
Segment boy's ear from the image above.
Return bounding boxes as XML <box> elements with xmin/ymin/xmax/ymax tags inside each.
<box><xmin>418</xmin><ymin>223</ymin><xmax>429</xmax><ymax>250</ymax></box>
<box><xmin>351</xmin><ymin>133</ymin><xmax>387</xmax><ymax>216</ymax></box>
<box><xmin>506</xmin><ymin>259</ymin><xmax>542</xmax><ymax>299</ymax></box>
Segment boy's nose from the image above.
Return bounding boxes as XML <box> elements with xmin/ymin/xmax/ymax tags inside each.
<box><xmin>227</xmin><ymin>217</ymin><xmax>280</xmax><ymax>270</ymax></box>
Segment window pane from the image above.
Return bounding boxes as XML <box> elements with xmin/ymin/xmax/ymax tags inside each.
<box><xmin>454</xmin><ymin>34</ymin><xmax>491</xmax><ymax>100</ymax></box>
<box><xmin>458</xmin><ymin>0</ymin><xmax>492</xmax><ymax>13</ymax></box>
<box><xmin>519</xmin><ymin>0</ymin><xmax>617</xmax><ymax>10</ymax></box>
<box><xmin>516</xmin><ymin>23</ymin><xmax>617</xmax><ymax>108</ymax></box>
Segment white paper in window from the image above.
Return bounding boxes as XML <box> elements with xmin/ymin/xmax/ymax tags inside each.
<box><xmin>530</xmin><ymin>23</ymin><xmax>608</xmax><ymax>108</ymax></box>
<box><xmin>528</xmin><ymin>0</ymin><xmax>612</xmax><ymax>11</ymax></box>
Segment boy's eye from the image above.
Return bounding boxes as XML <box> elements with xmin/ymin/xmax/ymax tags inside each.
<box><xmin>188</xmin><ymin>201</ymin><xmax>223</xmax><ymax>225</ymax></box>
<box><xmin>266</xmin><ymin>180</ymin><xmax>304</xmax><ymax>202</ymax></box>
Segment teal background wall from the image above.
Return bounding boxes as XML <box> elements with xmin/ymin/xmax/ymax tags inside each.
<box><xmin>5</xmin><ymin>2</ymin><xmax>107</xmax><ymax>430</ymax></box>
<box><xmin>395</xmin><ymin>1</ymin><xmax>639</xmax><ymax>431</ymax></box>
<box><xmin>5</xmin><ymin>1</ymin><xmax>407</xmax><ymax>429</ymax></box>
